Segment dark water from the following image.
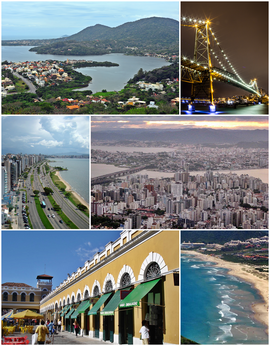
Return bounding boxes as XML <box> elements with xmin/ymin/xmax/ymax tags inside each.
<box><xmin>181</xmin><ymin>254</ymin><xmax>268</xmax><ymax>344</ymax></box>
<box><xmin>181</xmin><ymin>104</ymin><xmax>269</xmax><ymax>114</ymax></box>
<box><xmin>2</xmin><ymin>46</ymin><xmax>170</xmax><ymax>93</ymax></box>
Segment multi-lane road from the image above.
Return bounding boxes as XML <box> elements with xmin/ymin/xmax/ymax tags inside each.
<box><xmin>16</xmin><ymin>162</ymin><xmax>89</xmax><ymax>229</ymax></box>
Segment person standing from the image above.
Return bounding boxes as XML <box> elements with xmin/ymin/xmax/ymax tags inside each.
<box><xmin>73</xmin><ymin>319</ymin><xmax>80</xmax><ymax>337</ymax></box>
<box><xmin>139</xmin><ymin>320</ymin><xmax>150</xmax><ymax>344</ymax></box>
<box><xmin>58</xmin><ymin>319</ymin><xmax>62</xmax><ymax>332</ymax></box>
<box><xmin>48</xmin><ymin>320</ymin><xmax>54</xmax><ymax>336</ymax></box>
<box><xmin>35</xmin><ymin>320</ymin><xmax>49</xmax><ymax>345</ymax></box>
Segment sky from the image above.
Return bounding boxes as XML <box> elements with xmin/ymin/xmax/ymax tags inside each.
<box><xmin>91</xmin><ymin>116</ymin><xmax>269</xmax><ymax>131</ymax></box>
<box><xmin>181</xmin><ymin>1</ymin><xmax>268</xmax><ymax>96</ymax></box>
<box><xmin>2</xmin><ymin>116</ymin><xmax>89</xmax><ymax>155</ymax></box>
<box><xmin>2</xmin><ymin>0</ymin><xmax>179</xmax><ymax>40</ymax></box>
<box><xmin>2</xmin><ymin>231</ymin><xmax>122</xmax><ymax>288</ymax></box>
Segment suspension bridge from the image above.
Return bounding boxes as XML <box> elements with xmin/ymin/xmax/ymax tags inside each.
<box><xmin>181</xmin><ymin>16</ymin><xmax>262</xmax><ymax>111</ymax></box>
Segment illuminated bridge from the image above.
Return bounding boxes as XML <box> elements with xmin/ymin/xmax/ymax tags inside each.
<box><xmin>181</xmin><ymin>16</ymin><xmax>261</xmax><ymax>104</ymax></box>
<box><xmin>91</xmin><ymin>166</ymin><xmax>147</xmax><ymax>185</ymax></box>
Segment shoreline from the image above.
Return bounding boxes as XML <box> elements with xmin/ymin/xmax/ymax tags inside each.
<box><xmin>183</xmin><ymin>250</ymin><xmax>269</xmax><ymax>331</ymax></box>
<box><xmin>55</xmin><ymin>171</ymin><xmax>89</xmax><ymax>209</ymax></box>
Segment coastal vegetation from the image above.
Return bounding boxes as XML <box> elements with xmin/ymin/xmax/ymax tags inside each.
<box><xmin>181</xmin><ymin>231</ymin><xmax>268</xmax><ymax>244</ymax></box>
<box><xmin>181</xmin><ymin>336</ymin><xmax>199</xmax><ymax>344</ymax></box>
<box><xmin>3</xmin><ymin>17</ymin><xmax>179</xmax><ymax>57</ymax></box>
<box><xmin>2</xmin><ymin>61</ymin><xmax>179</xmax><ymax>114</ymax></box>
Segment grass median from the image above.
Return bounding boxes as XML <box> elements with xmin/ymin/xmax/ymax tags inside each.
<box><xmin>47</xmin><ymin>194</ymin><xmax>79</xmax><ymax>229</ymax></box>
<box><xmin>34</xmin><ymin>196</ymin><xmax>53</xmax><ymax>229</ymax></box>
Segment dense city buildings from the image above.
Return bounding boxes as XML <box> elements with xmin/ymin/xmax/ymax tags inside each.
<box><xmin>91</xmin><ymin>170</ymin><xmax>268</xmax><ymax>229</ymax></box>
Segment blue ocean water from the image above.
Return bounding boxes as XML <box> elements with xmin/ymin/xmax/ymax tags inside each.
<box><xmin>181</xmin><ymin>254</ymin><xmax>268</xmax><ymax>344</ymax></box>
<box><xmin>48</xmin><ymin>158</ymin><xmax>89</xmax><ymax>203</ymax></box>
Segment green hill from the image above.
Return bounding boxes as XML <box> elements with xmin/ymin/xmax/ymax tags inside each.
<box><xmin>28</xmin><ymin>17</ymin><xmax>179</xmax><ymax>56</ymax></box>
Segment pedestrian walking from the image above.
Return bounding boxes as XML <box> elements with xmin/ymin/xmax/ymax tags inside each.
<box><xmin>139</xmin><ymin>320</ymin><xmax>150</xmax><ymax>344</ymax></box>
<box><xmin>35</xmin><ymin>320</ymin><xmax>49</xmax><ymax>345</ymax></box>
<box><xmin>73</xmin><ymin>319</ymin><xmax>80</xmax><ymax>337</ymax></box>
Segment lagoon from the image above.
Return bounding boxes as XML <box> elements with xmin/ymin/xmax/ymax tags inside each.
<box><xmin>2</xmin><ymin>46</ymin><xmax>170</xmax><ymax>93</ymax></box>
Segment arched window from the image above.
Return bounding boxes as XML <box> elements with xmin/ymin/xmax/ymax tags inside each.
<box><xmin>85</xmin><ymin>290</ymin><xmax>89</xmax><ymax>299</ymax></box>
<box><xmin>120</xmin><ymin>273</ymin><xmax>131</xmax><ymax>288</ymax></box>
<box><xmin>145</xmin><ymin>262</ymin><xmax>161</xmax><ymax>280</ymax></box>
<box><xmin>93</xmin><ymin>285</ymin><xmax>99</xmax><ymax>297</ymax></box>
<box><xmin>12</xmin><ymin>293</ymin><xmax>17</xmax><ymax>301</ymax></box>
<box><xmin>105</xmin><ymin>280</ymin><xmax>113</xmax><ymax>293</ymax></box>
<box><xmin>67</xmin><ymin>298</ymin><xmax>70</xmax><ymax>304</ymax></box>
<box><xmin>30</xmin><ymin>293</ymin><xmax>35</xmax><ymax>302</ymax></box>
<box><xmin>21</xmin><ymin>293</ymin><xmax>26</xmax><ymax>302</ymax></box>
<box><xmin>71</xmin><ymin>296</ymin><xmax>75</xmax><ymax>303</ymax></box>
<box><xmin>3</xmin><ymin>292</ymin><xmax>8</xmax><ymax>301</ymax></box>
<box><xmin>77</xmin><ymin>293</ymin><xmax>81</xmax><ymax>302</ymax></box>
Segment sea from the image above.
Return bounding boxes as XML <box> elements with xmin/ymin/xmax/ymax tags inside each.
<box><xmin>48</xmin><ymin>158</ymin><xmax>89</xmax><ymax>203</ymax></box>
<box><xmin>91</xmin><ymin>163</ymin><xmax>268</xmax><ymax>184</ymax></box>
<box><xmin>2</xmin><ymin>46</ymin><xmax>170</xmax><ymax>93</ymax></box>
<box><xmin>181</xmin><ymin>253</ymin><xmax>268</xmax><ymax>344</ymax></box>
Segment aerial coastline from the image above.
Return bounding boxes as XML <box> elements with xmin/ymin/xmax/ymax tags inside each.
<box><xmin>183</xmin><ymin>250</ymin><xmax>269</xmax><ymax>330</ymax></box>
<box><xmin>55</xmin><ymin>170</ymin><xmax>89</xmax><ymax>209</ymax></box>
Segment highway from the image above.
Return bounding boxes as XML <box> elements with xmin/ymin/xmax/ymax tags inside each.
<box><xmin>25</xmin><ymin>167</ymin><xmax>45</xmax><ymax>229</ymax></box>
<box><xmin>33</xmin><ymin>166</ymin><xmax>67</xmax><ymax>229</ymax></box>
<box><xmin>16</xmin><ymin>161</ymin><xmax>89</xmax><ymax>229</ymax></box>
<box><xmin>42</xmin><ymin>162</ymin><xmax>89</xmax><ymax>229</ymax></box>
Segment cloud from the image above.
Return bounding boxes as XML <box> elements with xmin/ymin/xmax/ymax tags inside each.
<box><xmin>75</xmin><ymin>246</ymin><xmax>100</xmax><ymax>261</ymax></box>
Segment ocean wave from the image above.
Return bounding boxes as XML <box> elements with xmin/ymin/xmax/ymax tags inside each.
<box><xmin>191</xmin><ymin>264</ymin><xmax>201</xmax><ymax>269</ymax></box>
<box><xmin>216</xmin><ymin>324</ymin><xmax>233</xmax><ymax>342</ymax></box>
<box><xmin>222</xmin><ymin>294</ymin><xmax>235</xmax><ymax>302</ymax></box>
<box><xmin>217</xmin><ymin>301</ymin><xmax>238</xmax><ymax>322</ymax></box>
<box><xmin>209</xmin><ymin>277</ymin><xmax>217</xmax><ymax>281</ymax></box>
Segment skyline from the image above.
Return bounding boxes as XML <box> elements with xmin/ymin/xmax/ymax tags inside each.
<box><xmin>2</xmin><ymin>1</ymin><xmax>179</xmax><ymax>40</ymax></box>
<box><xmin>2</xmin><ymin>116</ymin><xmax>89</xmax><ymax>155</ymax></box>
<box><xmin>2</xmin><ymin>231</ymin><xmax>122</xmax><ymax>289</ymax></box>
<box><xmin>92</xmin><ymin>116</ymin><xmax>269</xmax><ymax>131</ymax></box>
<box><xmin>181</xmin><ymin>1</ymin><xmax>268</xmax><ymax>97</ymax></box>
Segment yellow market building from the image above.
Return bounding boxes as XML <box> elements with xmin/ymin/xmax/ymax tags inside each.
<box><xmin>40</xmin><ymin>230</ymin><xmax>179</xmax><ymax>344</ymax></box>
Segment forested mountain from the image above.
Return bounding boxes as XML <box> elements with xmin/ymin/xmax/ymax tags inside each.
<box><xmin>181</xmin><ymin>231</ymin><xmax>268</xmax><ymax>245</ymax></box>
<box><xmin>24</xmin><ymin>17</ymin><xmax>179</xmax><ymax>56</ymax></box>
<box><xmin>65</xmin><ymin>17</ymin><xmax>179</xmax><ymax>44</ymax></box>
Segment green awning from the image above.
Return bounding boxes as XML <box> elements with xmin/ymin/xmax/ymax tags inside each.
<box><xmin>60</xmin><ymin>305</ymin><xmax>71</xmax><ymax>317</ymax></box>
<box><xmin>88</xmin><ymin>293</ymin><xmax>112</xmax><ymax>315</ymax></box>
<box><xmin>65</xmin><ymin>308</ymin><xmax>75</xmax><ymax>319</ymax></box>
<box><xmin>101</xmin><ymin>289</ymin><xmax>131</xmax><ymax>316</ymax></box>
<box><xmin>70</xmin><ymin>300</ymin><xmax>91</xmax><ymax>319</ymax></box>
<box><xmin>119</xmin><ymin>279</ymin><xmax>160</xmax><ymax>308</ymax></box>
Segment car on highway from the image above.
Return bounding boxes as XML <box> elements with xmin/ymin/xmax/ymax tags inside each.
<box><xmin>59</xmin><ymin>220</ymin><xmax>63</xmax><ymax>223</ymax></box>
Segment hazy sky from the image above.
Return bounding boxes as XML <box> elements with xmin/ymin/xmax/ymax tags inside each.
<box><xmin>91</xmin><ymin>116</ymin><xmax>269</xmax><ymax>131</ymax></box>
<box><xmin>2</xmin><ymin>116</ymin><xmax>89</xmax><ymax>155</ymax></box>
<box><xmin>2</xmin><ymin>1</ymin><xmax>179</xmax><ymax>40</ymax></box>
<box><xmin>2</xmin><ymin>231</ymin><xmax>121</xmax><ymax>288</ymax></box>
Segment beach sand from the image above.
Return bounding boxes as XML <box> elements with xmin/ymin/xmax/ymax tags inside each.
<box><xmin>183</xmin><ymin>250</ymin><xmax>269</xmax><ymax>331</ymax></box>
<box><xmin>55</xmin><ymin>171</ymin><xmax>89</xmax><ymax>209</ymax></box>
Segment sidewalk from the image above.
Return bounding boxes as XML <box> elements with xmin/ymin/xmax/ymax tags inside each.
<box><xmin>3</xmin><ymin>330</ymin><xmax>107</xmax><ymax>345</ymax></box>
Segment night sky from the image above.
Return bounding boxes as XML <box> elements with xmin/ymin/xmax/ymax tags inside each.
<box><xmin>181</xmin><ymin>1</ymin><xmax>268</xmax><ymax>97</ymax></box>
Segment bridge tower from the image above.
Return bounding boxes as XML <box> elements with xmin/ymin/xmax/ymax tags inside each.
<box><xmin>192</xmin><ymin>20</ymin><xmax>214</xmax><ymax>104</ymax></box>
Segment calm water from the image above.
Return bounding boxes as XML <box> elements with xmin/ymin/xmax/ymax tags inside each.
<box><xmin>48</xmin><ymin>158</ymin><xmax>89</xmax><ymax>203</ymax></box>
<box><xmin>2</xmin><ymin>46</ymin><xmax>170</xmax><ymax>93</ymax></box>
<box><xmin>181</xmin><ymin>104</ymin><xmax>269</xmax><ymax>114</ymax></box>
<box><xmin>91</xmin><ymin>164</ymin><xmax>268</xmax><ymax>183</ymax></box>
<box><xmin>181</xmin><ymin>254</ymin><xmax>268</xmax><ymax>344</ymax></box>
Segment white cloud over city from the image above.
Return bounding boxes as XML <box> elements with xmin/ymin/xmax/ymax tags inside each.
<box><xmin>2</xmin><ymin>116</ymin><xmax>89</xmax><ymax>154</ymax></box>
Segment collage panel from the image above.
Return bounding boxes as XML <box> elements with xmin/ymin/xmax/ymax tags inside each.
<box><xmin>2</xmin><ymin>230</ymin><xmax>179</xmax><ymax>344</ymax></box>
<box><xmin>2</xmin><ymin>1</ymin><xmax>179</xmax><ymax>115</ymax></box>
<box><xmin>1</xmin><ymin>115</ymin><xmax>89</xmax><ymax>230</ymax></box>
<box><xmin>181</xmin><ymin>230</ymin><xmax>268</xmax><ymax>344</ymax></box>
<box><xmin>181</xmin><ymin>1</ymin><xmax>268</xmax><ymax>114</ymax></box>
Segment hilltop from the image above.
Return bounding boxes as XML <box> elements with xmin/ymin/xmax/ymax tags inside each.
<box><xmin>3</xmin><ymin>17</ymin><xmax>179</xmax><ymax>56</ymax></box>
